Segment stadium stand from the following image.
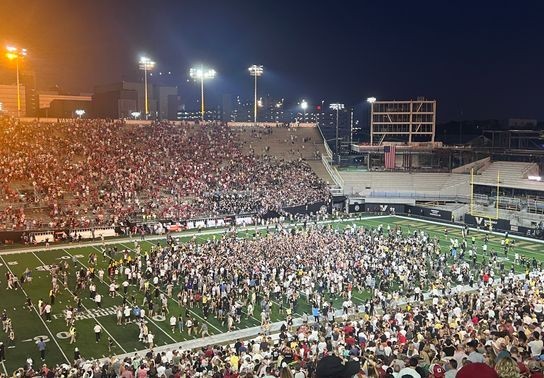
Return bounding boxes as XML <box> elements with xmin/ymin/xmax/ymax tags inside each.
<box><xmin>0</xmin><ymin>119</ymin><xmax>330</xmax><ymax>231</ymax></box>
<box><xmin>476</xmin><ymin>161</ymin><xmax>540</xmax><ymax>189</ymax></box>
<box><xmin>339</xmin><ymin>171</ymin><xmax>469</xmax><ymax>199</ymax></box>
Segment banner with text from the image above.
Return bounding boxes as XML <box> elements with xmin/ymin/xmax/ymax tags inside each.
<box><xmin>464</xmin><ymin>214</ymin><xmax>511</xmax><ymax>231</ymax></box>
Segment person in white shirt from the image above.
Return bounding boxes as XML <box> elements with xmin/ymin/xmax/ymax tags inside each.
<box><xmin>93</xmin><ymin>324</ymin><xmax>101</xmax><ymax>342</ymax></box>
<box><xmin>94</xmin><ymin>293</ymin><xmax>102</xmax><ymax>308</ymax></box>
<box><xmin>169</xmin><ymin>315</ymin><xmax>177</xmax><ymax>333</ymax></box>
<box><xmin>528</xmin><ymin>331</ymin><xmax>543</xmax><ymax>357</ymax></box>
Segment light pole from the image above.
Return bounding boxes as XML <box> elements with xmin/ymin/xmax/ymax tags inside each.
<box><xmin>366</xmin><ymin>97</ymin><xmax>376</xmax><ymax>145</ymax></box>
<box><xmin>75</xmin><ymin>109</ymin><xmax>85</xmax><ymax>119</ymax></box>
<box><xmin>139</xmin><ymin>57</ymin><xmax>155</xmax><ymax>120</ymax></box>
<box><xmin>5</xmin><ymin>46</ymin><xmax>27</xmax><ymax>118</ymax></box>
<box><xmin>248</xmin><ymin>65</ymin><xmax>263</xmax><ymax>123</ymax></box>
<box><xmin>190</xmin><ymin>66</ymin><xmax>216</xmax><ymax>121</ymax></box>
<box><xmin>330</xmin><ymin>103</ymin><xmax>344</xmax><ymax>153</ymax></box>
<box><xmin>300</xmin><ymin>100</ymin><xmax>308</xmax><ymax>122</ymax></box>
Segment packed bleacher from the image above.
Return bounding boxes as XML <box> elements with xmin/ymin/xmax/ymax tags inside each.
<box><xmin>4</xmin><ymin>221</ymin><xmax>544</xmax><ymax>377</ymax></box>
<box><xmin>0</xmin><ymin>118</ymin><xmax>329</xmax><ymax>231</ymax></box>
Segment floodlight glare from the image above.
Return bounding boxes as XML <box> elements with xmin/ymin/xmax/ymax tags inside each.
<box><xmin>75</xmin><ymin>109</ymin><xmax>85</xmax><ymax>118</ymax></box>
<box><xmin>301</xmin><ymin>100</ymin><xmax>308</xmax><ymax>110</ymax></box>
<box><xmin>131</xmin><ymin>111</ymin><xmax>141</xmax><ymax>119</ymax></box>
<box><xmin>329</xmin><ymin>103</ymin><xmax>344</xmax><ymax>110</ymax></box>
<box><xmin>366</xmin><ymin>97</ymin><xmax>377</xmax><ymax>104</ymax></box>
<box><xmin>138</xmin><ymin>56</ymin><xmax>155</xmax><ymax>119</ymax></box>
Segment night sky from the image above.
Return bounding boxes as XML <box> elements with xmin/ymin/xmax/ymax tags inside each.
<box><xmin>1</xmin><ymin>0</ymin><xmax>543</xmax><ymax>121</ymax></box>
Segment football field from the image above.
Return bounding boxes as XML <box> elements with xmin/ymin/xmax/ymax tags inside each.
<box><xmin>0</xmin><ymin>215</ymin><xmax>542</xmax><ymax>373</ymax></box>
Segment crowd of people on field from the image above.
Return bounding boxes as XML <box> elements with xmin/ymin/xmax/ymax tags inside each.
<box><xmin>2</xmin><ymin>220</ymin><xmax>544</xmax><ymax>377</ymax></box>
<box><xmin>0</xmin><ymin>118</ymin><xmax>329</xmax><ymax>231</ymax></box>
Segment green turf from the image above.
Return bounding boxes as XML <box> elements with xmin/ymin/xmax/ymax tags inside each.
<box><xmin>0</xmin><ymin>215</ymin><xmax>541</xmax><ymax>372</ymax></box>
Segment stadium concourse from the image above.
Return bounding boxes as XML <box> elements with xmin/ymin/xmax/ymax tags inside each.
<box><xmin>0</xmin><ymin>214</ymin><xmax>543</xmax><ymax>377</ymax></box>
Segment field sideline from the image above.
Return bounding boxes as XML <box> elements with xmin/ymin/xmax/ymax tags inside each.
<box><xmin>0</xmin><ymin>215</ymin><xmax>542</xmax><ymax>373</ymax></box>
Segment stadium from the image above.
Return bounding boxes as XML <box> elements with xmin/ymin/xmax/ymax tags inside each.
<box><xmin>1</xmin><ymin>2</ymin><xmax>544</xmax><ymax>378</ymax></box>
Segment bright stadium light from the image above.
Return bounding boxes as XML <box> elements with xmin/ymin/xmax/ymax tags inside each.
<box><xmin>139</xmin><ymin>56</ymin><xmax>155</xmax><ymax>120</ymax></box>
<box><xmin>5</xmin><ymin>45</ymin><xmax>27</xmax><ymax>117</ymax></box>
<box><xmin>330</xmin><ymin>103</ymin><xmax>345</xmax><ymax>154</ymax></box>
<box><xmin>131</xmin><ymin>111</ymin><xmax>141</xmax><ymax>119</ymax></box>
<box><xmin>74</xmin><ymin>109</ymin><xmax>85</xmax><ymax>118</ymax></box>
<box><xmin>367</xmin><ymin>97</ymin><xmax>376</xmax><ymax>144</ymax></box>
<box><xmin>190</xmin><ymin>66</ymin><xmax>216</xmax><ymax>121</ymax></box>
<box><xmin>248</xmin><ymin>65</ymin><xmax>263</xmax><ymax>123</ymax></box>
<box><xmin>300</xmin><ymin>100</ymin><xmax>308</xmax><ymax>121</ymax></box>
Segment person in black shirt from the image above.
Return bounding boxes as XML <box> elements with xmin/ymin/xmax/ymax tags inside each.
<box><xmin>442</xmin><ymin>339</ymin><xmax>455</xmax><ymax>357</ymax></box>
<box><xmin>234</xmin><ymin>339</ymin><xmax>242</xmax><ymax>355</ymax></box>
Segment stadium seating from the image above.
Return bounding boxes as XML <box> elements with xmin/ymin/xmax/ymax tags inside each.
<box><xmin>476</xmin><ymin>161</ymin><xmax>540</xmax><ymax>189</ymax></box>
<box><xmin>339</xmin><ymin>171</ymin><xmax>470</xmax><ymax>198</ymax></box>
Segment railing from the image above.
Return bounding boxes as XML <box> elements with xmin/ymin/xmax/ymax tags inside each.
<box><xmin>316</xmin><ymin>123</ymin><xmax>333</xmax><ymax>159</ymax></box>
<box><xmin>521</xmin><ymin>162</ymin><xmax>539</xmax><ymax>178</ymax></box>
<box><xmin>321</xmin><ymin>154</ymin><xmax>344</xmax><ymax>192</ymax></box>
<box><xmin>452</xmin><ymin>157</ymin><xmax>491</xmax><ymax>174</ymax></box>
<box><xmin>364</xmin><ymin>191</ymin><xmax>470</xmax><ymax>203</ymax></box>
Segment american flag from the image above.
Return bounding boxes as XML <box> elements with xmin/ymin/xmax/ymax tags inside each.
<box><xmin>384</xmin><ymin>145</ymin><xmax>396</xmax><ymax>169</ymax></box>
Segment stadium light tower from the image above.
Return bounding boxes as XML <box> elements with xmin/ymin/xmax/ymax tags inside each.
<box><xmin>190</xmin><ymin>66</ymin><xmax>216</xmax><ymax>121</ymax></box>
<box><xmin>139</xmin><ymin>56</ymin><xmax>155</xmax><ymax>120</ymax></box>
<box><xmin>248</xmin><ymin>65</ymin><xmax>263</xmax><ymax>123</ymax></box>
<box><xmin>330</xmin><ymin>103</ymin><xmax>344</xmax><ymax>153</ymax></box>
<box><xmin>5</xmin><ymin>45</ymin><xmax>27</xmax><ymax>117</ymax></box>
<box><xmin>367</xmin><ymin>97</ymin><xmax>377</xmax><ymax>145</ymax></box>
<box><xmin>300</xmin><ymin>100</ymin><xmax>308</xmax><ymax>122</ymax></box>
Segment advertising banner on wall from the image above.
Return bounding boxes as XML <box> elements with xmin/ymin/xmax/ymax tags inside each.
<box><xmin>282</xmin><ymin>201</ymin><xmax>330</xmax><ymax>216</ymax></box>
<box><xmin>348</xmin><ymin>203</ymin><xmax>365</xmax><ymax>213</ymax></box>
<box><xmin>364</xmin><ymin>203</ymin><xmax>405</xmax><ymax>214</ymax></box>
<box><xmin>406</xmin><ymin>206</ymin><xmax>452</xmax><ymax>221</ymax></box>
<box><xmin>464</xmin><ymin>214</ymin><xmax>511</xmax><ymax>231</ymax></box>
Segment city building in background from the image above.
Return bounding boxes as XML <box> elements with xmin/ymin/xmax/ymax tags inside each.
<box><xmin>0</xmin><ymin>84</ymin><xmax>25</xmax><ymax>116</ymax></box>
<box><xmin>20</xmin><ymin>70</ymin><xmax>38</xmax><ymax>117</ymax></box>
<box><xmin>176</xmin><ymin>107</ymin><xmax>222</xmax><ymax>121</ymax></box>
<box><xmin>38</xmin><ymin>90</ymin><xmax>92</xmax><ymax>118</ymax></box>
<box><xmin>92</xmin><ymin>82</ymin><xmax>180</xmax><ymax>120</ymax></box>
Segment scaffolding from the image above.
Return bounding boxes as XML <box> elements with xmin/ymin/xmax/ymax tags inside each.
<box><xmin>370</xmin><ymin>99</ymin><xmax>436</xmax><ymax>145</ymax></box>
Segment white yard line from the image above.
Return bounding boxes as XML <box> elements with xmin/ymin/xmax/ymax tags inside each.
<box><xmin>113</xmin><ymin>243</ymin><xmax>224</xmax><ymax>334</ymax></box>
<box><xmin>63</xmin><ymin>248</ymin><xmax>178</xmax><ymax>344</ymax></box>
<box><xmin>1</xmin><ymin>361</ymin><xmax>7</xmax><ymax>376</ymax></box>
<box><xmin>141</xmin><ymin>238</ymin><xmax>265</xmax><ymax>326</ymax></box>
<box><xmin>31</xmin><ymin>252</ymin><xmax>128</xmax><ymax>354</ymax></box>
<box><xmin>0</xmin><ymin>255</ymin><xmax>70</xmax><ymax>364</ymax></box>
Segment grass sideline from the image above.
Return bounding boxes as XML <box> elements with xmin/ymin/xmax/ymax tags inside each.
<box><xmin>0</xmin><ymin>215</ymin><xmax>542</xmax><ymax>372</ymax></box>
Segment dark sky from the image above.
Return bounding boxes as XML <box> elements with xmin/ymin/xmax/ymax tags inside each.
<box><xmin>0</xmin><ymin>0</ymin><xmax>543</xmax><ymax>121</ymax></box>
